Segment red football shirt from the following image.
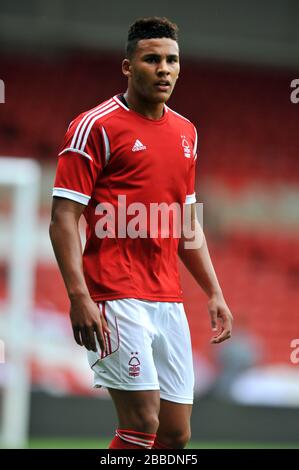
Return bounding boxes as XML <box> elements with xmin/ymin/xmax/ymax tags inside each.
<box><xmin>53</xmin><ymin>94</ymin><xmax>198</xmax><ymax>302</ymax></box>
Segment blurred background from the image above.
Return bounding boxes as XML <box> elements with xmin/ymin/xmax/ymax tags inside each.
<box><xmin>0</xmin><ymin>0</ymin><xmax>299</xmax><ymax>449</ymax></box>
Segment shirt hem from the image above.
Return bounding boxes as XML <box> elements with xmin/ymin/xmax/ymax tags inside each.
<box><xmin>90</xmin><ymin>292</ymin><xmax>183</xmax><ymax>303</ymax></box>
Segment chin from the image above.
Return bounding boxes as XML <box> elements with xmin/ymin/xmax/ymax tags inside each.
<box><xmin>150</xmin><ymin>91</ymin><xmax>171</xmax><ymax>104</ymax></box>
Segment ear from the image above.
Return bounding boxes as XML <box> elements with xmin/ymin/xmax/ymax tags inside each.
<box><xmin>122</xmin><ymin>58</ymin><xmax>132</xmax><ymax>78</ymax></box>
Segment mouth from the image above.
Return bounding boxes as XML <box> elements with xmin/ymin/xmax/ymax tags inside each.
<box><xmin>154</xmin><ymin>80</ymin><xmax>171</xmax><ymax>92</ymax></box>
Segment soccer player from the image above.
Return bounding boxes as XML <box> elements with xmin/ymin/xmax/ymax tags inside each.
<box><xmin>49</xmin><ymin>17</ymin><xmax>233</xmax><ymax>449</ymax></box>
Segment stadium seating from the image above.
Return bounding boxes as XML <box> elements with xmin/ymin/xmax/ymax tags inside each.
<box><xmin>1</xmin><ymin>233</ymin><xmax>296</xmax><ymax>365</ymax></box>
<box><xmin>181</xmin><ymin>233</ymin><xmax>299</xmax><ymax>364</ymax></box>
<box><xmin>0</xmin><ymin>53</ymin><xmax>297</xmax><ymax>181</ymax></box>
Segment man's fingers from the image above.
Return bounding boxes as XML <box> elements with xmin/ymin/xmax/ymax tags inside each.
<box><xmin>210</xmin><ymin>305</ymin><xmax>233</xmax><ymax>344</ymax></box>
<box><xmin>79</xmin><ymin>328</ymin><xmax>88</xmax><ymax>349</ymax></box>
<box><xmin>73</xmin><ymin>324</ymin><xmax>106</xmax><ymax>353</ymax></box>
<box><xmin>95</xmin><ymin>323</ymin><xmax>107</xmax><ymax>354</ymax></box>
<box><xmin>73</xmin><ymin>327</ymin><xmax>83</xmax><ymax>346</ymax></box>
<box><xmin>84</xmin><ymin>326</ymin><xmax>97</xmax><ymax>352</ymax></box>
<box><xmin>101</xmin><ymin>316</ymin><xmax>111</xmax><ymax>334</ymax></box>
<box><xmin>80</xmin><ymin>328</ymin><xmax>92</xmax><ymax>350</ymax></box>
<box><xmin>211</xmin><ymin>328</ymin><xmax>232</xmax><ymax>344</ymax></box>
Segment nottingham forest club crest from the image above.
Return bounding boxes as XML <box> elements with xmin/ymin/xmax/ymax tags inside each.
<box><xmin>129</xmin><ymin>352</ymin><xmax>140</xmax><ymax>377</ymax></box>
<box><xmin>181</xmin><ymin>135</ymin><xmax>191</xmax><ymax>158</ymax></box>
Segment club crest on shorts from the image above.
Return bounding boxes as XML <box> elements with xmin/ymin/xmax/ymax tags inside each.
<box><xmin>129</xmin><ymin>352</ymin><xmax>140</xmax><ymax>377</ymax></box>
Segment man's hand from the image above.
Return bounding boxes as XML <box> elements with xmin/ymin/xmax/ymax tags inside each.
<box><xmin>208</xmin><ymin>292</ymin><xmax>233</xmax><ymax>344</ymax></box>
<box><xmin>69</xmin><ymin>294</ymin><xmax>111</xmax><ymax>353</ymax></box>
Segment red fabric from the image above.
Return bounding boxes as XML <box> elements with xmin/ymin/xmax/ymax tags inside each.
<box><xmin>109</xmin><ymin>429</ymin><xmax>156</xmax><ymax>449</ymax></box>
<box><xmin>54</xmin><ymin>94</ymin><xmax>197</xmax><ymax>303</ymax></box>
<box><xmin>109</xmin><ymin>434</ymin><xmax>142</xmax><ymax>449</ymax></box>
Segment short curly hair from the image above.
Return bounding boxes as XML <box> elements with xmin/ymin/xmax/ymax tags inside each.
<box><xmin>126</xmin><ymin>17</ymin><xmax>179</xmax><ymax>59</ymax></box>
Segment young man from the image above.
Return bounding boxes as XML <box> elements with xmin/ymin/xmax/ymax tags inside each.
<box><xmin>50</xmin><ymin>17</ymin><xmax>233</xmax><ymax>449</ymax></box>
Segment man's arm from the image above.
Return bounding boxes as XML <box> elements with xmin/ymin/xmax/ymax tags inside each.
<box><xmin>179</xmin><ymin>203</ymin><xmax>233</xmax><ymax>344</ymax></box>
<box><xmin>49</xmin><ymin>197</ymin><xmax>110</xmax><ymax>353</ymax></box>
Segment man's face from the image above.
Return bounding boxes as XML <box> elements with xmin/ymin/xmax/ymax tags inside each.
<box><xmin>123</xmin><ymin>37</ymin><xmax>180</xmax><ymax>104</ymax></box>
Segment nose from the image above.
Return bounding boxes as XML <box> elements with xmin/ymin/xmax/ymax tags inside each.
<box><xmin>157</xmin><ymin>59</ymin><xmax>170</xmax><ymax>76</ymax></box>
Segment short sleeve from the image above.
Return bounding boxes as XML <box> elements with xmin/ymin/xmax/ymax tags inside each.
<box><xmin>53</xmin><ymin>114</ymin><xmax>108</xmax><ymax>205</ymax></box>
<box><xmin>185</xmin><ymin>126</ymin><xmax>198</xmax><ymax>205</ymax></box>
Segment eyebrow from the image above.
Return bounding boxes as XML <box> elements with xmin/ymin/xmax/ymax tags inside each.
<box><xmin>142</xmin><ymin>53</ymin><xmax>179</xmax><ymax>59</ymax></box>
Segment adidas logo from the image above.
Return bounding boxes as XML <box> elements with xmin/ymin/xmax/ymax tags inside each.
<box><xmin>132</xmin><ymin>139</ymin><xmax>147</xmax><ymax>152</ymax></box>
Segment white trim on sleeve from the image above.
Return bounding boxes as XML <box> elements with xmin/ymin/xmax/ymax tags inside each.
<box><xmin>185</xmin><ymin>193</ymin><xmax>196</xmax><ymax>204</ymax></box>
<box><xmin>101</xmin><ymin>126</ymin><xmax>111</xmax><ymax>165</ymax></box>
<box><xmin>79</xmin><ymin>105</ymin><xmax>119</xmax><ymax>152</ymax></box>
<box><xmin>58</xmin><ymin>147</ymin><xmax>93</xmax><ymax>161</ymax></box>
<box><xmin>71</xmin><ymin>99</ymin><xmax>114</xmax><ymax>149</ymax></box>
<box><xmin>52</xmin><ymin>187</ymin><xmax>91</xmax><ymax>205</ymax></box>
<box><xmin>193</xmin><ymin>127</ymin><xmax>198</xmax><ymax>157</ymax></box>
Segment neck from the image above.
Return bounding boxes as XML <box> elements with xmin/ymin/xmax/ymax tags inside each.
<box><xmin>123</xmin><ymin>90</ymin><xmax>165</xmax><ymax>120</ymax></box>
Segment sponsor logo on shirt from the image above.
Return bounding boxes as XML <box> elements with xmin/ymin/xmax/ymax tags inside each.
<box><xmin>132</xmin><ymin>139</ymin><xmax>147</xmax><ymax>152</ymax></box>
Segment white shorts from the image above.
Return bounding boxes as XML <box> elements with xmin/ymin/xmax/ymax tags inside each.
<box><xmin>87</xmin><ymin>298</ymin><xmax>194</xmax><ymax>404</ymax></box>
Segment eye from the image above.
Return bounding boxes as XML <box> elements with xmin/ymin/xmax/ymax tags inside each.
<box><xmin>145</xmin><ymin>57</ymin><xmax>158</xmax><ymax>63</ymax></box>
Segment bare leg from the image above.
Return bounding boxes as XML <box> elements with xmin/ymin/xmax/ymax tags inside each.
<box><xmin>108</xmin><ymin>388</ymin><xmax>160</xmax><ymax>434</ymax></box>
<box><xmin>155</xmin><ymin>399</ymin><xmax>192</xmax><ymax>449</ymax></box>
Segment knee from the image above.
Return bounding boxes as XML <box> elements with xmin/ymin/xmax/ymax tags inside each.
<box><xmin>170</xmin><ymin>430</ymin><xmax>191</xmax><ymax>449</ymax></box>
<box><xmin>124</xmin><ymin>410</ymin><xmax>159</xmax><ymax>434</ymax></box>
<box><xmin>159</xmin><ymin>429</ymin><xmax>191</xmax><ymax>449</ymax></box>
